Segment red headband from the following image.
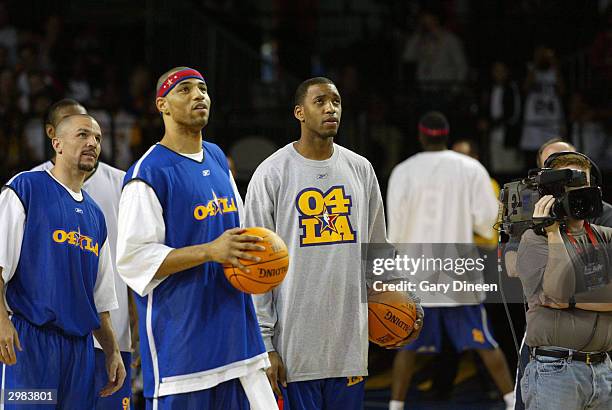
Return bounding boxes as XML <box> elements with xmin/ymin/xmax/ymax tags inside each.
<box><xmin>419</xmin><ymin>124</ymin><xmax>449</xmax><ymax>137</ymax></box>
<box><xmin>156</xmin><ymin>68</ymin><xmax>205</xmax><ymax>98</ymax></box>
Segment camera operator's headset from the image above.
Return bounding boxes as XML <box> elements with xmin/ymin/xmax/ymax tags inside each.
<box><xmin>542</xmin><ymin>150</ymin><xmax>606</xmax><ymax>250</ymax></box>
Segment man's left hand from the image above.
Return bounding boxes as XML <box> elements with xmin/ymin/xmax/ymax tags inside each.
<box><xmin>100</xmin><ymin>351</ymin><xmax>126</xmax><ymax>397</ymax></box>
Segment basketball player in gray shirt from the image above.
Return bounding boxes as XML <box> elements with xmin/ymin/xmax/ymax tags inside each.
<box><xmin>244</xmin><ymin>77</ymin><xmax>423</xmax><ymax>409</ymax></box>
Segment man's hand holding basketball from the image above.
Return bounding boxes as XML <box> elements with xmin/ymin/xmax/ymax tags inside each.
<box><xmin>266</xmin><ymin>351</ymin><xmax>287</xmax><ymax>398</ymax></box>
<box><xmin>386</xmin><ymin>311</ymin><xmax>423</xmax><ymax>350</ymax></box>
<box><xmin>206</xmin><ymin>228</ymin><xmax>266</xmax><ymax>271</ymax></box>
<box><xmin>0</xmin><ymin>312</ymin><xmax>21</xmax><ymax>365</ymax></box>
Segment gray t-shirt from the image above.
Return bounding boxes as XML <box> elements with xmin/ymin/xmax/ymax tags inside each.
<box><xmin>517</xmin><ymin>226</ymin><xmax>612</xmax><ymax>351</ymax></box>
<box><xmin>244</xmin><ymin>142</ymin><xmax>408</xmax><ymax>382</ymax></box>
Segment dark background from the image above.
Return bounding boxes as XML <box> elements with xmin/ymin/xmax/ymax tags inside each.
<box><xmin>1</xmin><ymin>1</ymin><xmax>611</xmax><ymax>408</ymax></box>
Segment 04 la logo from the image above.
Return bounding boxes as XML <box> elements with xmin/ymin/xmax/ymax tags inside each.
<box><xmin>295</xmin><ymin>186</ymin><xmax>356</xmax><ymax>246</ymax></box>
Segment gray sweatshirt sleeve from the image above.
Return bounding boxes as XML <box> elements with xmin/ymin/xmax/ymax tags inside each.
<box><xmin>365</xmin><ymin>164</ymin><xmax>423</xmax><ymax>317</ymax></box>
<box><xmin>244</xmin><ymin>167</ymin><xmax>278</xmax><ymax>352</ymax></box>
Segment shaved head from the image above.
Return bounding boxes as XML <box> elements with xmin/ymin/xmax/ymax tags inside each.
<box><xmin>55</xmin><ymin>114</ymin><xmax>99</xmax><ymax>139</ymax></box>
<box><xmin>538</xmin><ymin>140</ymin><xmax>576</xmax><ymax>167</ymax></box>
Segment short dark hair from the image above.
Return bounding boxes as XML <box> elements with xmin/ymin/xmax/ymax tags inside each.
<box><xmin>418</xmin><ymin>111</ymin><xmax>450</xmax><ymax>146</ymax></box>
<box><xmin>536</xmin><ymin>137</ymin><xmax>575</xmax><ymax>167</ymax></box>
<box><xmin>294</xmin><ymin>77</ymin><xmax>335</xmax><ymax>105</ymax></box>
<box><xmin>44</xmin><ymin>99</ymin><xmax>86</xmax><ymax>127</ymax></box>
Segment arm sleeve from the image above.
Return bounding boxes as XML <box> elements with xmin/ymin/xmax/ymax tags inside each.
<box><xmin>229</xmin><ymin>171</ymin><xmax>245</xmax><ymax>228</ymax></box>
<box><xmin>244</xmin><ymin>168</ymin><xmax>278</xmax><ymax>351</ymax></box>
<box><xmin>116</xmin><ymin>181</ymin><xmax>174</xmax><ymax>297</ymax></box>
<box><xmin>471</xmin><ymin>167</ymin><xmax>499</xmax><ymax>239</ymax></box>
<box><xmin>516</xmin><ymin>230</ymin><xmax>549</xmax><ymax>298</ymax></box>
<box><xmin>94</xmin><ymin>240</ymin><xmax>119</xmax><ymax>312</ymax></box>
<box><xmin>386</xmin><ymin>168</ymin><xmax>407</xmax><ymax>243</ymax></box>
<box><xmin>0</xmin><ymin>188</ymin><xmax>25</xmax><ymax>283</ymax></box>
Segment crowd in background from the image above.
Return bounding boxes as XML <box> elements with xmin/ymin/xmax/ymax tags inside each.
<box><xmin>1</xmin><ymin>1</ymin><xmax>611</xmax><ymax>408</ymax></box>
<box><xmin>1</xmin><ymin>1</ymin><xmax>612</xmax><ymax>197</ymax></box>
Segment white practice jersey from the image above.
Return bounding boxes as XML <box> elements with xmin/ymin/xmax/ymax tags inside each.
<box><xmin>387</xmin><ymin>150</ymin><xmax>499</xmax><ymax>306</ymax></box>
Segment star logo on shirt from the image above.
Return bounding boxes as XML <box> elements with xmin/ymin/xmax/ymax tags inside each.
<box><xmin>315</xmin><ymin>209</ymin><xmax>339</xmax><ymax>234</ymax></box>
<box><xmin>210</xmin><ymin>190</ymin><xmax>222</xmax><ymax>215</ymax></box>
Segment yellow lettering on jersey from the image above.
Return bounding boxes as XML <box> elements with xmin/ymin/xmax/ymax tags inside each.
<box><xmin>324</xmin><ymin>187</ymin><xmax>351</xmax><ymax>214</ymax></box>
<box><xmin>193</xmin><ymin>195</ymin><xmax>238</xmax><ymax>221</ymax></box>
<box><xmin>52</xmin><ymin>229</ymin><xmax>99</xmax><ymax>256</ymax></box>
<box><xmin>297</xmin><ymin>190</ymin><xmax>325</xmax><ymax>216</ymax></box>
<box><xmin>296</xmin><ymin>186</ymin><xmax>356</xmax><ymax>246</ymax></box>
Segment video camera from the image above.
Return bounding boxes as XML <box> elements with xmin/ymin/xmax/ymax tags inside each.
<box><xmin>500</xmin><ymin>167</ymin><xmax>603</xmax><ymax>237</ymax></box>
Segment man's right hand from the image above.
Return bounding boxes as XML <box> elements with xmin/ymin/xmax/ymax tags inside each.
<box><xmin>206</xmin><ymin>228</ymin><xmax>266</xmax><ymax>271</ymax></box>
<box><xmin>266</xmin><ymin>351</ymin><xmax>287</xmax><ymax>398</ymax></box>
<box><xmin>0</xmin><ymin>315</ymin><xmax>21</xmax><ymax>365</ymax></box>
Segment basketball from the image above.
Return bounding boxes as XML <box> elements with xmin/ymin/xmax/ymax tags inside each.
<box><xmin>368</xmin><ymin>291</ymin><xmax>417</xmax><ymax>347</ymax></box>
<box><xmin>223</xmin><ymin>227</ymin><xmax>289</xmax><ymax>294</ymax></box>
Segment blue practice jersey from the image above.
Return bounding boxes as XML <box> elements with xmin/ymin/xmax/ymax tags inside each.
<box><xmin>124</xmin><ymin>142</ymin><xmax>266</xmax><ymax>398</ymax></box>
<box><xmin>5</xmin><ymin>171</ymin><xmax>108</xmax><ymax>337</ymax></box>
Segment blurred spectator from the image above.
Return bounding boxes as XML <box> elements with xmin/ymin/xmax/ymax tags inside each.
<box><xmin>569</xmin><ymin>90</ymin><xmax>612</xmax><ymax>170</ymax></box>
<box><xmin>39</xmin><ymin>15</ymin><xmax>65</xmax><ymax>74</ymax></box>
<box><xmin>402</xmin><ymin>8</ymin><xmax>468</xmax><ymax>87</ymax></box>
<box><xmin>66</xmin><ymin>57</ymin><xmax>92</xmax><ymax>104</ymax></box>
<box><xmin>479</xmin><ymin>61</ymin><xmax>524</xmax><ymax>173</ymax></box>
<box><xmin>0</xmin><ymin>45</ymin><xmax>8</xmax><ymax>71</ymax></box>
<box><xmin>260</xmin><ymin>37</ymin><xmax>280</xmax><ymax>83</ymax></box>
<box><xmin>365</xmin><ymin>93</ymin><xmax>403</xmax><ymax>183</ymax></box>
<box><xmin>520</xmin><ymin>46</ymin><xmax>566</xmax><ymax>165</ymax></box>
<box><xmin>0</xmin><ymin>2</ymin><xmax>17</xmax><ymax>66</ymax></box>
<box><xmin>452</xmin><ymin>138</ymin><xmax>500</xmax><ymax>249</ymax></box>
<box><xmin>0</xmin><ymin>67</ymin><xmax>18</xmax><ymax>116</ymax></box>
<box><xmin>15</xmin><ymin>44</ymin><xmax>39</xmax><ymax>111</ymax></box>
<box><xmin>21</xmin><ymin>93</ymin><xmax>51</xmax><ymax>165</ymax></box>
<box><xmin>127</xmin><ymin>65</ymin><xmax>152</xmax><ymax>115</ymax></box>
<box><xmin>590</xmin><ymin>5</ymin><xmax>612</xmax><ymax>85</ymax></box>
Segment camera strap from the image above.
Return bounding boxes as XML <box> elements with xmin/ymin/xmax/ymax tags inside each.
<box><xmin>564</xmin><ymin>222</ymin><xmax>599</xmax><ymax>253</ymax></box>
<box><xmin>564</xmin><ymin>222</ymin><xmax>609</xmax><ymax>292</ymax></box>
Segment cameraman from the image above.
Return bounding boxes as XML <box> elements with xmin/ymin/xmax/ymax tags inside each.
<box><xmin>516</xmin><ymin>153</ymin><xmax>612</xmax><ymax>410</ymax></box>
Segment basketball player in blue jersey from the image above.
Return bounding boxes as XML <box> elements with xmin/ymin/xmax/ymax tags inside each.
<box><xmin>30</xmin><ymin>99</ymin><xmax>135</xmax><ymax>410</ymax></box>
<box><xmin>0</xmin><ymin>114</ymin><xmax>126</xmax><ymax>408</ymax></box>
<box><xmin>117</xmin><ymin>66</ymin><xmax>277</xmax><ymax>410</ymax></box>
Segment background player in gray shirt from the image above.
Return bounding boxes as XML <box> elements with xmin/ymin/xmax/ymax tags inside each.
<box><xmin>244</xmin><ymin>77</ymin><xmax>423</xmax><ymax>410</ymax></box>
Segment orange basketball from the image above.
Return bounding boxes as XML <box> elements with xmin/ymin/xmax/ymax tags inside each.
<box><xmin>368</xmin><ymin>291</ymin><xmax>417</xmax><ymax>347</ymax></box>
<box><xmin>223</xmin><ymin>227</ymin><xmax>289</xmax><ymax>294</ymax></box>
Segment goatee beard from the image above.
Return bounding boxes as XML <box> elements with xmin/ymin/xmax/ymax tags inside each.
<box><xmin>78</xmin><ymin>162</ymin><xmax>95</xmax><ymax>172</ymax></box>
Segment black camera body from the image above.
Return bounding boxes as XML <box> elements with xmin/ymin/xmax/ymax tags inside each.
<box><xmin>500</xmin><ymin>168</ymin><xmax>603</xmax><ymax>237</ymax></box>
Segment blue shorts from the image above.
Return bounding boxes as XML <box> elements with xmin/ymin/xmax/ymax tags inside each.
<box><xmin>403</xmin><ymin>305</ymin><xmax>499</xmax><ymax>353</ymax></box>
<box><xmin>94</xmin><ymin>349</ymin><xmax>132</xmax><ymax>409</ymax></box>
<box><xmin>145</xmin><ymin>378</ymin><xmax>249</xmax><ymax>410</ymax></box>
<box><xmin>280</xmin><ymin>376</ymin><xmax>365</xmax><ymax>410</ymax></box>
<box><xmin>2</xmin><ymin>315</ymin><xmax>95</xmax><ymax>409</ymax></box>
